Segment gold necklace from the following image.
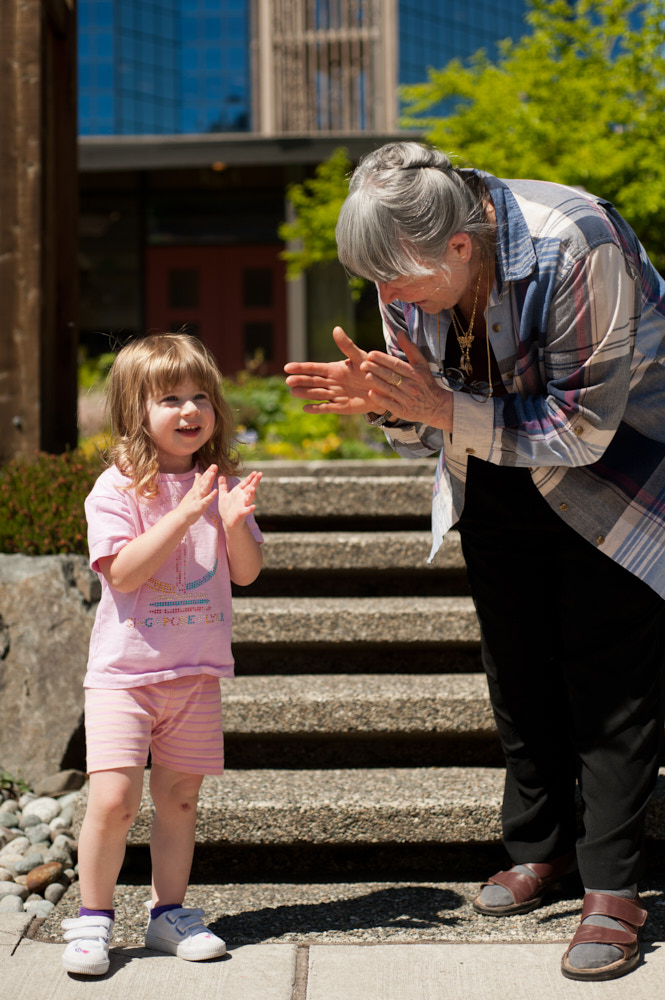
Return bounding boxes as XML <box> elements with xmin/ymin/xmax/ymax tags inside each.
<box><xmin>448</xmin><ymin>257</ymin><xmax>484</xmax><ymax>376</ymax></box>
<box><xmin>437</xmin><ymin>254</ymin><xmax>493</xmax><ymax>397</ymax></box>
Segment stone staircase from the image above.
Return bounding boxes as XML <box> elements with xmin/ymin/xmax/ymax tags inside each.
<box><xmin>121</xmin><ymin>460</ymin><xmax>504</xmax><ymax>879</ymax></box>
<box><xmin>118</xmin><ymin>459</ymin><xmax>664</xmax><ymax>880</ymax></box>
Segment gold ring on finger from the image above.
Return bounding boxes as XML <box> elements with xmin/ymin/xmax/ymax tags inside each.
<box><xmin>395</xmin><ymin>374</ymin><xmax>403</xmax><ymax>387</ymax></box>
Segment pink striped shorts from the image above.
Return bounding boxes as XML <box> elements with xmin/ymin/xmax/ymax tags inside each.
<box><xmin>84</xmin><ymin>674</ymin><xmax>224</xmax><ymax>775</ymax></box>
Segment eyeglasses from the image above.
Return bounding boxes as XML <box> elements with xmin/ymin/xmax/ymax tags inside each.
<box><xmin>433</xmin><ymin>367</ymin><xmax>493</xmax><ymax>402</ymax></box>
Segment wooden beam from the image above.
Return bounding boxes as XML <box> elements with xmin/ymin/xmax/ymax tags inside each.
<box><xmin>0</xmin><ymin>0</ymin><xmax>78</xmax><ymax>461</ymax></box>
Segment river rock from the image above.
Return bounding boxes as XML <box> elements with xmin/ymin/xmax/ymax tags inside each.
<box><xmin>27</xmin><ymin>824</ymin><xmax>51</xmax><ymax>844</ymax></box>
<box><xmin>22</xmin><ymin>797</ymin><xmax>60</xmax><ymax>825</ymax></box>
<box><xmin>18</xmin><ymin>812</ymin><xmax>43</xmax><ymax>830</ymax></box>
<box><xmin>25</xmin><ymin>898</ymin><xmax>55</xmax><ymax>917</ymax></box>
<box><xmin>44</xmin><ymin>845</ymin><xmax>73</xmax><ymax>866</ymax></box>
<box><xmin>26</xmin><ymin>861</ymin><xmax>64</xmax><ymax>893</ymax></box>
<box><xmin>1</xmin><ymin>836</ymin><xmax>29</xmax><ymax>855</ymax></box>
<box><xmin>14</xmin><ymin>852</ymin><xmax>44</xmax><ymax>875</ymax></box>
<box><xmin>0</xmin><ymin>894</ymin><xmax>24</xmax><ymax>913</ymax></box>
<box><xmin>0</xmin><ymin>882</ymin><xmax>29</xmax><ymax>900</ymax></box>
<box><xmin>33</xmin><ymin>770</ymin><xmax>86</xmax><ymax>798</ymax></box>
<box><xmin>44</xmin><ymin>881</ymin><xmax>67</xmax><ymax>905</ymax></box>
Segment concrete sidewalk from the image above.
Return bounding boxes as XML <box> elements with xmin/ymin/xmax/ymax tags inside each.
<box><xmin>3</xmin><ymin>914</ymin><xmax>665</xmax><ymax>1000</ymax></box>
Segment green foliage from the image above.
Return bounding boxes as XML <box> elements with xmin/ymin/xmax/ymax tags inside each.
<box><xmin>224</xmin><ymin>372</ymin><xmax>394</xmax><ymax>461</ymax></box>
<box><xmin>278</xmin><ymin>147</ymin><xmax>365</xmax><ymax>297</ymax></box>
<box><xmin>0</xmin><ymin>768</ymin><xmax>32</xmax><ymax>797</ymax></box>
<box><xmin>78</xmin><ymin>351</ymin><xmax>116</xmax><ymax>390</ymax></box>
<box><xmin>401</xmin><ymin>0</ymin><xmax>665</xmax><ymax>270</ymax></box>
<box><xmin>0</xmin><ymin>450</ymin><xmax>103</xmax><ymax>555</ymax></box>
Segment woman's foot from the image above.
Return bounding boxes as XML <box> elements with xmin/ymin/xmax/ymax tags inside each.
<box><xmin>473</xmin><ymin>852</ymin><xmax>576</xmax><ymax>915</ymax></box>
<box><xmin>561</xmin><ymin>889</ymin><xmax>646</xmax><ymax>981</ymax></box>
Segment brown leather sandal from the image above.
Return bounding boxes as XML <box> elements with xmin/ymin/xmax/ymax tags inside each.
<box><xmin>472</xmin><ymin>852</ymin><xmax>575</xmax><ymax>916</ymax></box>
<box><xmin>561</xmin><ymin>892</ymin><xmax>646</xmax><ymax>981</ymax></box>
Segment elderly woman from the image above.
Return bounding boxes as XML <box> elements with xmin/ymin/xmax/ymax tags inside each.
<box><xmin>284</xmin><ymin>141</ymin><xmax>665</xmax><ymax>982</ymax></box>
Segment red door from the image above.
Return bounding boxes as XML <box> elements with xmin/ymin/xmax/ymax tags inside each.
<box><xmin>146</xmin><ymin>245</ymin><xmax>287</xmax><ymax>376</ymax></box>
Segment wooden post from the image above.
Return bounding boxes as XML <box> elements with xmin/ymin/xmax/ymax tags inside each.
<box><xmin>0</xmin><ymin>0</ymin><xmax>78</xmax><ymax>462</ymax></box>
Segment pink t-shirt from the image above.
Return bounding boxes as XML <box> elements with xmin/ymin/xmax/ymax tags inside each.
<box><xmin>84</xmin><ymin>464</ymin><xmax>263</xmax><ymax>689</ymax></box>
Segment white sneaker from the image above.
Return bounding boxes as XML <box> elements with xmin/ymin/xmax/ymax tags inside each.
<box><xmin>61</xmin><ymin>915</ymin><xmax>113</xmax><ymax>975</ymax></box>
<box><xmin>144</xmin><ymin>905</ymin><xmax>226</xmax><ymax>961</ymax></box>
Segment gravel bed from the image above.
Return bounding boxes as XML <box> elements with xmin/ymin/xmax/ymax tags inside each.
<box><xmin>36</xmin><ymin>875</ymin><xmax>665</xmax><ymax>948</ymax></box>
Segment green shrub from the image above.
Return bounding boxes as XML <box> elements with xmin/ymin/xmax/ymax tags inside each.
<box><xmin>78</xmin><ymin>351</ymin><xmax>116</xmax><ymax>390</ymax></box>
<box><xmin>0</xmin><ymin>450</ymin><xmax>103</xmax><ymax>555</ymax></box>
<box><xmin>224</xmin><ymin>373</ymin><xmax>394</xmax><ymax>461</ymax></box>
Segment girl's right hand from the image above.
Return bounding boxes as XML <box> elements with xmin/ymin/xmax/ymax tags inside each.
<box><xmin>179</xmin><ymin>464</ymin><xmax>219</xmax><ymax>525</ymax></box>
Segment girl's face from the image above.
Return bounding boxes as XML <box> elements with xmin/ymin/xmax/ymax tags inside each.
<box><xmin>145</xmin><ymin>379</ymin><xmax>216</xmax><ymax>473</ymax></box>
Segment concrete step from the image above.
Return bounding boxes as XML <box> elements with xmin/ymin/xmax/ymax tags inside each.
<box><xmin>220</xmin><ymin>674</ymin><xmax>493</xmax><ymax>737</ymax></box>
<box><xmin>259</xmin><ymin>530</ymin><xmax>463</xmax><ymax>572</ymax></box>
<box><xmin>254</xmin><ymin>474</ymin><xmax>433</xmax><ymax>523</ymax></box>
<box><xmin>253</xmin><ymin>460</ymin><xmax>434</xmax><ymax>477</ymax></box>
<box><xmin>245</xmin><ymin>529</ymin><xmax>468</xmax><ymax>597</ymax></box>
<box><xmin>231</xmin><ymin>595</ymin><xmax>479</xmax><ymax>646</ymax></box>
<box><xmin>122</xmin><ymin>767</ymin><xmax>665</xmax><ymax>849</ymax></box>
<box><xmin>127</xmin><ymin>766</ymin><xmax>504</xmax><ymax>847</ymax></box>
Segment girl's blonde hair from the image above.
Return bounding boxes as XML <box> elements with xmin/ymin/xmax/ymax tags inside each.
<box><xmin>106</xmin><ymin>332</ymin><xmax>240</xmax><ymax>498</ymax></box>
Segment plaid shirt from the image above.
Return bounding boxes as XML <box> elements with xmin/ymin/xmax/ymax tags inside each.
<box><xmin>380</xmin><ymin>172</ymin><xmax>665</xmax><ymax>597</ymax></box>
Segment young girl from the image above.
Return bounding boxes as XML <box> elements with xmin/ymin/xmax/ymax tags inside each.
<box><xmin>62</xmin><ymin>333</ymin><xmax>263</xmax><ymax>976</ymax></box>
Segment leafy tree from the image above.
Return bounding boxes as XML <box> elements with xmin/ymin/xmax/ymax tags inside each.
<box><xmin>278</xmin><ymin>146</ymin><xmax>353</xmax><ymax>278</ymax></box>
<box><xmin>401</xmin><ymin>0</ymin><xmax>665</xmax><ymax>269</ymax></box>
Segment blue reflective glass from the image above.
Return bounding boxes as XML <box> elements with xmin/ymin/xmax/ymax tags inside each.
<box><xmin>97</xmin><ymin>95</ymin><xmax>114</xmax><ymax>118</ymax></box>
<box><xmin>96</xmin><ymin>2</ymin><xmax>113</xmax><ymax>28</ymax></box>
<box><xmin>205</xmin><ymin>48</ymin><xmax>221</xmax><ymax>71</ymax></box>
<box><xmin>182</xmin><ymin>48</ymin><xmax>198</xmax><ymax>71</ymax></box>
<box><xmin>96</xmin><ymin>33</ymin><xmax>113</xmax><ymax>58</ymax></box>
<box><xmin>97</xmin><ymin>63</ymin><xmax>114</xmax><ymax>88</ymax></box>
<box><xmin>205</xmin><ymin>15</ymin><xmax>222</xmax><ymax>39</ymax></box>
<box><xmin>182</xmin><ymin>108</ymin><xmax>198</xmax><ymax>131</ymax></box>
<box><xmin>182</xmin><ymin>16</ymin><xmax>197</xmax><ymax>41</ymax></box>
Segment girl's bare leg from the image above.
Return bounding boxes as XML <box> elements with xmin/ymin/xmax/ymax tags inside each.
<box><xmin>76</xmin><ymin>767</ymin><xmax>145</xmax><ymax>909</ymax></box>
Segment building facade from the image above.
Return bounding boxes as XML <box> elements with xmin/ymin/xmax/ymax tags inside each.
<box><xmin>78</xmin><ymin>0</ymin><xmax>528</xmax><ymax>373</ymax></box>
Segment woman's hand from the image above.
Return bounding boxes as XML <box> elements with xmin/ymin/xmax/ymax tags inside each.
<box><xmin>284</xmin><ymin>327</ymin><xmax>375</xmax><ymax>414</ymax></box>
<box><xmin>360</xmin><ymin>329</ymin><xmax>454</xmax><ymax>432</ymax></box>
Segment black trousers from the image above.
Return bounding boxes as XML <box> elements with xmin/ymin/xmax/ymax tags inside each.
<box><xmin>455</xmin><ymin>458</ymin><xmax>665</xmax><ymax>889</ymax></box>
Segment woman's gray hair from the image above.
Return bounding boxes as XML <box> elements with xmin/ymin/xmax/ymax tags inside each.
<box><xmin>335</xmin><ymin>141</ymin><xmax>493</xmax><ymax>282</ymax></box>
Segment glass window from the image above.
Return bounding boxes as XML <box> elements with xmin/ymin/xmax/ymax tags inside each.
<box><xmin>243</xmin><ymin>268</ymin><xmax>273</xmax><ymax>308</ymax></box>
<box><xmin>244</xmin><ymin>323</ymin><xmax>274</xmax><ymax>362</ymax></box>
<box><xmin>168</xmin><ymin>269</ymin><xmax>200</xmax><ymax>308</ymax></box>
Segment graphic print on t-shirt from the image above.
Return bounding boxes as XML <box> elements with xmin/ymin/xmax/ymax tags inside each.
<box><xmin>144</xmin><ymin>543</ymin><xmax>217</xmax><ymax>617</ymax></box>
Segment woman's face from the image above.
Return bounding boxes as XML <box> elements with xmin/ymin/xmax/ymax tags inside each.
<box><xmin>376</xmin><ymin>233</ymin><xmax>474</xmax><ymax>313</ymax></box>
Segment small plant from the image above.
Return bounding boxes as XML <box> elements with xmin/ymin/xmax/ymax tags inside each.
<box><xmin>0</xmin><ymin>767</ymin><xmax>32</xmax><ymax>798</ymax></box>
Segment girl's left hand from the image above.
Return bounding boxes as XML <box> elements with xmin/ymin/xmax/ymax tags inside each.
<box><xmin>217</xmin><ymin>470</ymin><xmax>263</xmax><ymax>529</ymax></box>
<box><xmin>360</xmin><ymin>329</ymin><xmax>454</xmax><ymax>431</ymax></box>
